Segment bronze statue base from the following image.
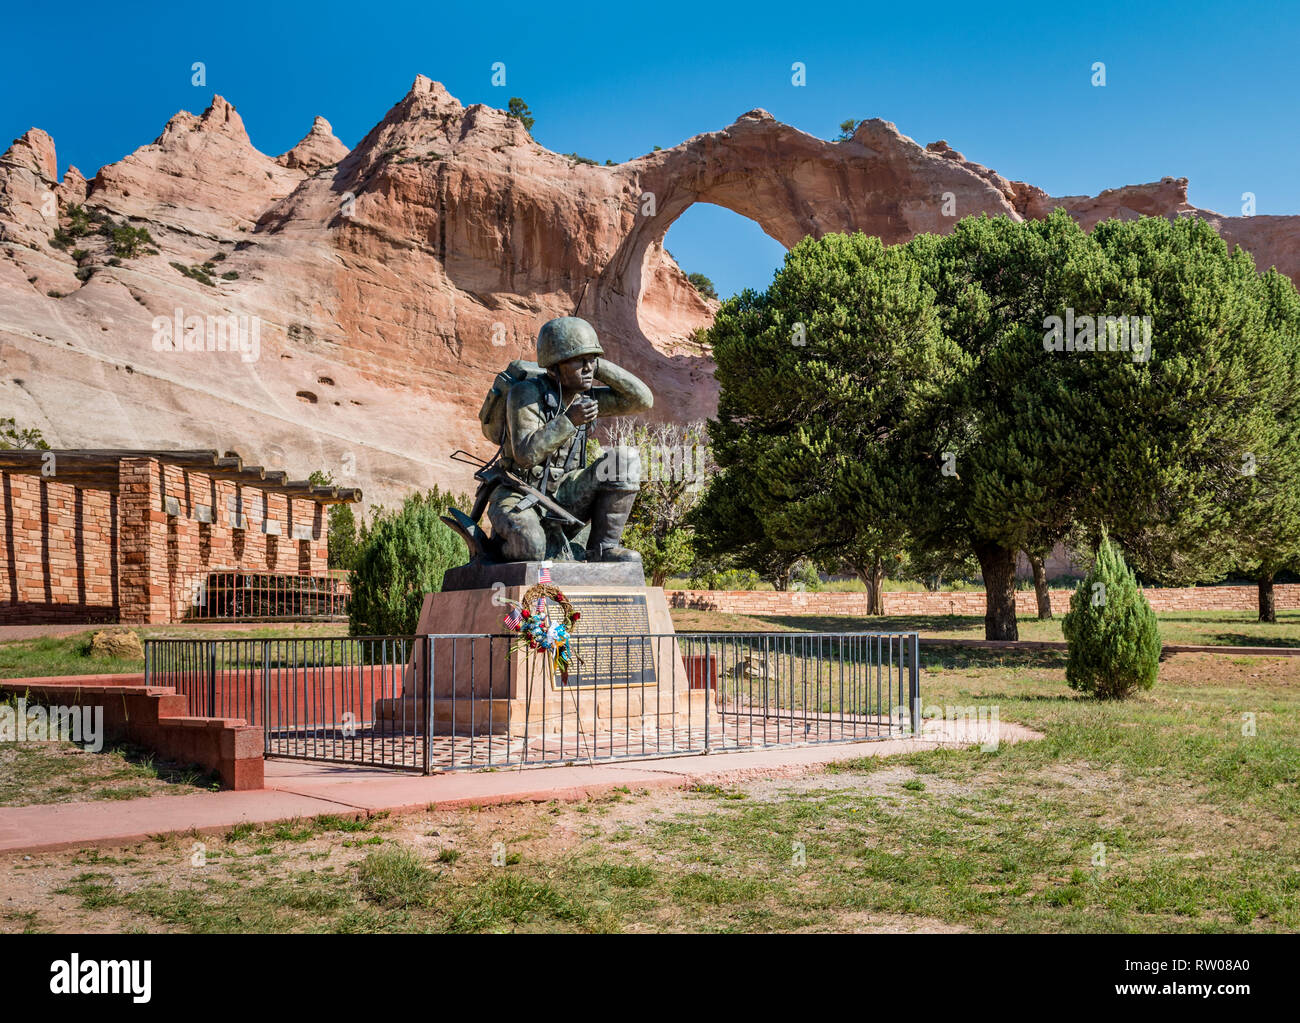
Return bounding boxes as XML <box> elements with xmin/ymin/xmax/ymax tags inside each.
<box><xmin>441</xmin><ymin>559</ymin><xmax>646</xmax><ymax>593</ymax></box>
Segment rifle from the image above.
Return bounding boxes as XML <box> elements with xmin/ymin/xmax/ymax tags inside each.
<box><xmin>450</xmin><ymin>450</ymin><xmax>583</xmax><ymax>528</ymax></box>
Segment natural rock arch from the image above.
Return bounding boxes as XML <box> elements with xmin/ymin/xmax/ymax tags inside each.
<box><xmin>4</xmin><ymin>77</ymin><xmax>1299</xmax><ymax>506</ymax></box>
<box><xmin>580</xmin><ymin>110</ymin><xmax>1024</xmax><ymax>379</ymax></box>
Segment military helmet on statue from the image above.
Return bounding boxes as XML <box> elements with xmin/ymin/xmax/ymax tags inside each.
<box><xmin>536</xmin><ymin>316</ymin><xmax>604</xmax><ymax>369</ymax></box>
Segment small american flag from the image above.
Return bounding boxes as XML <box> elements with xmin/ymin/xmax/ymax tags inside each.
<box><xmin>538</xmin><ymin>562</ymin><xmax>552</xmax><ymax>584</ymax></box>
<box><xmin>503</xmin><ymin>605</ymin><xmax>523</xmax><ymax>629</ymax></box>
<box><xmin>535</xmin><ymin>597</ymin><xmax>547</xmax><ymax>617</ymax></box>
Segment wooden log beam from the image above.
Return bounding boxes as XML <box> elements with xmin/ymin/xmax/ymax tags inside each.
<box><xmin>0</xmin><ymin>449</ymin><xmax>222</xmax><ymax>467</ymax></box>
<box><xmin>0</xmin><ymin>450</ymin><xmax>360</xmax><ymax>502</ymax></box>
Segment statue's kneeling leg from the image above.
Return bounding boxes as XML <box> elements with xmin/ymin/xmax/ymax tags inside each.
<box><xmin>487</xmin><ymin>492</ymin><xmax>548</xmax><ymax>561</ymax></box>
<box><xmin>587</xmin><ymin>489</ymin><xmax>642</xmax><ymax>563</ymax></box>
<box><xmin>583</xmin><ymin>446</ymin><xmax>642</xmax><ymax>564</ymax></box>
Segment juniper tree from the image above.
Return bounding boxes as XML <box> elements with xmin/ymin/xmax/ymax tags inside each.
<box><xmin>1222</xmin><ymin>268</ymin><xmax>1300</xmax><ymax>620</ymax></box>
<box><xmin>911</xmin><ymin>213</ymin><xmax>1297</xmax><ymax>637</ymax></box>
<box><xmin>1069</xmin><ymin>216</ymin><xmax>1296</xmax><ymax>595</ymax></box>
<box><xmin>348</xmin><ymin>491</ymin><xmax>466</xmax><ymax>636</ymax></box>
<box><xmin>696</xmin><ymin>211</ymin><xmax>1298</xmax><ymax>640</ymax></box>
<box><xmin>506</xmin><ymin>97</ymin><xmax>534</xmax><ymax>132</ymax></box>
<box><xmin>1061</xmin><ymin>534</ymin><xmax>1160</xmax><ymax>699</ymax></box>
<box><xmin>309</xmin><ymin>469</ymin><xmax>362</xmax><ymax>571</ymax></box>
<box><xmin>692</xmin><ymin>232</ymin><xmax>962</xmax><ymax>614</ymax></box>
<box><xmin>687</xmin><ymin>273</ymin><xmax>718</xmax><ymax>300</ymax></box>
<box><xmin>904</xmin><ymin>210</ymin><xmax>1096</xmax><ymax>639</ymax></box>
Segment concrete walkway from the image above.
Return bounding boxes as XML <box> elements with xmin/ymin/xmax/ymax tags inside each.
<box><xmin>0</xmin><ymin>718</ymin><xmax>1039</xmax><ymax>856</ymax></box>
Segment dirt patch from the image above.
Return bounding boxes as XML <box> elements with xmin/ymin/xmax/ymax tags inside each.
<box><xmin>1033</xmin><ymin>762</ymin><xmax>1127</xmax><ymax>795</ymax></box>
<box><xmin>1158</xmin><ymin>652</ymin><xmax>1300</xmax><ymax>688</ymax></box>
<box><xmin>740</xmin><ymin>766</ymin><xmax>966</xmax><ymax>802</ymax></box>
<box><xmin>796</xmin><ymin>911</ymin><xmax>970</xmax><ymax>933</ymax></box>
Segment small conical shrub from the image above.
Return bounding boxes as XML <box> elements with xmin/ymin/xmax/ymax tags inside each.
<box><xmin>1061</xmin><ymin>535</ymin><xmax>1160</xmax><ymax>699</ymax></box>
<box><xmin>348</xmin><ymin>494</ymin><xmax>466</xmax><ymax>636</ymax></box>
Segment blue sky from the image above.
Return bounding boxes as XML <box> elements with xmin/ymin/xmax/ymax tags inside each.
<box><xmin>2</xmin><ymin>0</ymin><xmax>1296</xmax><ymax>298</ymax></box>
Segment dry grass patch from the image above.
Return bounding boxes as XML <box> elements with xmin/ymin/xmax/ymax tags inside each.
<box><xmin>2</xmin><ymin>646</ymin><xmax>1297</xmax><ymax>933</ymax></box>
<box><xmin>0</xmin><ymin>732</ymin><xmax>219</xmax><ymax>807</ymax></box>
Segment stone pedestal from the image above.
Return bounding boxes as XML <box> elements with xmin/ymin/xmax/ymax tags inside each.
<box><xmin>374</xmin><ymin>562</ymin><xmax>714</xmax><ymax>737</ymax></box>
<box><xmin>441</xmin><ymin>559</ymin><xmax>647</xmax><ymax>591</ymax></box>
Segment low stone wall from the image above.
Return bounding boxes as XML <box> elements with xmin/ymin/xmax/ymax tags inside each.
<box><xmin>668</xmin><ymin>584</ymin><xmax>1296</xmax><ymax>617</ymax></box>
<box><xmin>0</xmin><ymin>675</ymin><xmax>263</xmax><ymax>790</ymax></box>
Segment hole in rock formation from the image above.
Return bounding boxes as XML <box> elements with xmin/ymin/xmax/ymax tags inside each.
<box><xmin>659</xmin><ymin>202</ymin><xmax>786</xmax><ymax>304</ymax></box>
<box><xmin>296</xmin><ymin>390</ymin><xmax>318</xmax><ymax>404</ymax></box>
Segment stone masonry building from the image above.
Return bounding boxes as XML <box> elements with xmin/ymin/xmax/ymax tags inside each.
<box><xmin>0</xmin><ymin>449</ymin><xmax>360</xmax><ymax>625</ymax></box>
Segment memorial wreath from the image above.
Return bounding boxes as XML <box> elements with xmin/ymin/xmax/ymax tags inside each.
<box><xmin>502</xmin><ymin>583</ymin><xmax>581</xmax><ymax>682</ymax></box>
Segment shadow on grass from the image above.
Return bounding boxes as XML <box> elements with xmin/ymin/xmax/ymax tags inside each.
<box><xmin>1156</xmin><ymin>611</ymin><xmax>1300</xmax><ymax>623</ymax></box>
<box><xmin>920</xmin><ymin>647</ymin><xmax>1066</xmax><ymax>672</ymax></box>
<box><xmin>104</xmin><ymin>740</ymin><xmax>222</xmax><ymax>792</ymax></box>
<box><xmin>742</xmin><ymin>613</ymin><xmax>986</xmax><ymax>635</ymax></box>
<box><xmin>1200</xmin><ymin>632</ymin><xmax>1300</xmax><ymax>648</ymax></box>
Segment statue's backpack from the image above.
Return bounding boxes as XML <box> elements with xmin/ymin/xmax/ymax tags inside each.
<box><xmin>479</xmin><ymin>360</ymin><xmax>547</xmax><ymax>444</ymax></box>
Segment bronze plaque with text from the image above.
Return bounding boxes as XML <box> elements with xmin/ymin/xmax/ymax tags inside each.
<box><xmin>559</xmin><ymin>593</ymin><xmax>657</xmax><ymax>688</ymax></box>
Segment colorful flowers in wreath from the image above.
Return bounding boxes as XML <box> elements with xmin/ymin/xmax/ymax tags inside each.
<box><xmin>502</xmin><ymin>583</ymin><xmax>581</xmax><ymax>682</ymax></box>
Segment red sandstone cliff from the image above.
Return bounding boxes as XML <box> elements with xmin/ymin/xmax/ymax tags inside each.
<box><xmin>2</xmin><ymin>77</ymin><xmax>1298</xmax><ymax>509</ymax></box>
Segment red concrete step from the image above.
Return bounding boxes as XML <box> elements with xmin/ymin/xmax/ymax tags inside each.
<box><xmin>0</xmin><ymin>677</ymin><xmax>262</xmax><ymax>790</ymax></box>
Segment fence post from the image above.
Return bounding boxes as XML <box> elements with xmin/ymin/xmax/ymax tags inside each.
<box><xmin>207</xmin><ymin>642</ymin><xmax>217</xmax><ymax>717</ymax></box>
<box><xmin>261</xmin><ymin>640</ymin><xmax>271</xmax><ymax>755</ymax></box>
<box><xmin>908</xmin><ymin>632</ymin><xmax>921</xmax><ymax>736</ymax></box>
<box><xmin>702</xmin><ymin>636</ymin><xmax>711</xmax><ymax>753</ymax></box>
<box><xmin>144</xmin><ymin>641</ymin><xmax>153</xmax><ymax>688</ymax></box>
<box><xmin>422</xmin><ymin>635</ymin><xmax>433</xmax><ymax>775</ymax></box>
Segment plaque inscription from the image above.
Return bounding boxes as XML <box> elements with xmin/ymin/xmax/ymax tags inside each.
<box><xmin>556</xmin><ymin>593</ymin><xmax>657</xmax><ymax>688</ymax></box>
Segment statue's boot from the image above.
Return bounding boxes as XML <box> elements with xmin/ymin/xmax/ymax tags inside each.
<box><xmin>586</xmin><ymin>489</ymin><xmax>642</xmax><ymax>563</ymax></box>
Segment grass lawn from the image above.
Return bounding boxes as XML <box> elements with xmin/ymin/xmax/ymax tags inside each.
<box><xmin>3</xmin><ymin>646</ymin><xmax>1296</xmax><ymax>933</ymax></box>
<box><xmin>3</xmin><ymin>610</ymin><xmax>1296</xmax><ymax>683</ymax></box>
<box><xmin>0</xmin><ymin>623</ymin><xmax>349</xmax><ymax>679</ymax></box>
<box><xmin>672</xmin><ymin>608</ymin><xmax>1300</xmax><ymax>648</ymax></box>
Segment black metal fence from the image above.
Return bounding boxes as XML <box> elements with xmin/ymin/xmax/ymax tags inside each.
<box><xmin>145</xmin><ymin>631</ymin><xmax>920</xmax><ymax>771</ymax></box>
<box><xmin>184</xmin><ymin>571</ymin><xmax>350</xmax><ymax>622</ymax></box>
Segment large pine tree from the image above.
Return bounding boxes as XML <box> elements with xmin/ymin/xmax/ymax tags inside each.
<box><xmin>905</xmin><ymin>210</ymin><xmax>1096</xmax><ymax>639</ymax></box>
<box><xmin>695</xmin><ymin>212</ymin><xmax>1300</xmax><ymax>640</ymax></box>
<box><xmin>693</xmin><ymin>232</ymin><xmax>962</xmax><ymax>613</ymax></box>
<box><xmin>1223</xmin><ymin>268</ymin><xmax>1300</xmax><ymax>620</ymax></box>
<box><xmin>1068</xmin><ymin>216</ymin><xmax>1290</xmax><ymax>589</ymax></box>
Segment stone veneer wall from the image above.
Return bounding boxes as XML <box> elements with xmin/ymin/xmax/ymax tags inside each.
<box><xmin>0</xmin><ymin>472</ymin><xmax>118</xmax><ymax>623</ymax></box>
<box><xmin>118</xmin><ymin>458</ymin><xmax>329</xmax><ymax>624</ymax></box>
<box><xmin>668</xmin><ymin>585</ymin><xmax>1298</xmax><ymax>617</ymax></box>
<box><xmin>2</xmin><ymin>457</ymin><xmax>330</xmax><ymax>625</ymax></box>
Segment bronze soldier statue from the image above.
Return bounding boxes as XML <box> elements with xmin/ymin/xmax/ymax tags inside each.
<box><xmin>444</xmin><ymin>317</ymin><xmax>653</xmax><ymax>565</ymax></box>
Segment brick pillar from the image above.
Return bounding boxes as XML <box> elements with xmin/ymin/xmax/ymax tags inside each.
<box><xmin>118</xmin><ymin>457</ymin><xmax>170</xmax><ymax>624</ymax></box>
